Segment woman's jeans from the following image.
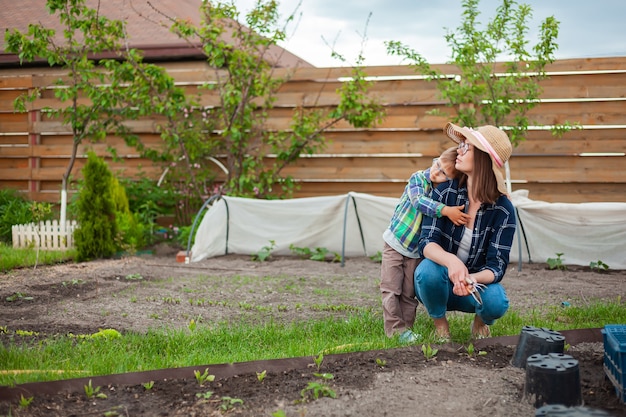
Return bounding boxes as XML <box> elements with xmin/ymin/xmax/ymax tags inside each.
<box><xmin>414</xmin><ymin>259</ymin><xmax>509</xmax><ymax>325</ymax></box>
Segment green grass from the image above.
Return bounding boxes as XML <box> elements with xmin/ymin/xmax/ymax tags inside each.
<box><xmin>1</xmin><ymin>298</ymin><xmax>624</xmax><ymax>387</ymax></box>
<box><xmin>0</xmin><ymin>243</ymin><xmax>76</xmax><ymax>272</ymax></box>
<box><xmin>0</xmin><ymin>312</ymin><xmax>395</xmax><ymax>386</ymax></box>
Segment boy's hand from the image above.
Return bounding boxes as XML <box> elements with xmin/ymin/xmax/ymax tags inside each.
<box><xmin>442</xmin><ymin>205</ymin><xmax>469</xmax><ymax>226</ymax></box>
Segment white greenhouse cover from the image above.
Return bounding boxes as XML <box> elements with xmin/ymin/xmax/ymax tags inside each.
<box><xmin>190</xmin><ymin>190</ymin><xmax>626</xmax><ymax>270</ymax></box>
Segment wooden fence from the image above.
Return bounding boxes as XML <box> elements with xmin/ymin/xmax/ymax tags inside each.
<box><xmin>1</xmin><ymin>57</ymin><xmax>625</xmax><ymax>204</ymax></box>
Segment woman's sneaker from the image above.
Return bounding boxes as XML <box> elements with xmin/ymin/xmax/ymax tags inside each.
<box><xmin>398</xmin><ymin>329</ymin><xmax>422</xmax><ymax>344</ymax></box>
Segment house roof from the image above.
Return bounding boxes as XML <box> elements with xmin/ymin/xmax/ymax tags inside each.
<box><xmin>0</xmin><ymin>0</ymin><xmax>313</xmax><ymax>68</ymax></box>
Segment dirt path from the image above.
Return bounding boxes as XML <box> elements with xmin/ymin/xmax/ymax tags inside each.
<box><xmin>1</xmin><ymin>254</ymin><xmax>625</xmax><ymax>416</ymax></box>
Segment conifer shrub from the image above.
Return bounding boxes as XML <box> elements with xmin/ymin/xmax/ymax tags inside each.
<box><xmin>73</xmin><ymin>152</ymin><xmax>117</xmax><ymax>261</ymax></box>
<box><xmin>110</xmin><ymin>176</ymin><xmax>145</xmax><ymax>252</ymax></box>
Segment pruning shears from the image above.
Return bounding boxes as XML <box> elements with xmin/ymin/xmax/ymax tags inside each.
<box><xmin>464</xmin><ymin>277</ymin><xmax>487</xmax><ymax>306</ymax></box>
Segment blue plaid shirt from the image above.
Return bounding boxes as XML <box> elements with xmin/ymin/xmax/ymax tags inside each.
<box><xmin>383</xmin><ymin>168</ymin><xmax>445</xmax><ymax>257</ymax></box>
<box><xmin>417</xmin><ymin>179</ymin><xmax>517</xmax><ymax>283</ymax></box>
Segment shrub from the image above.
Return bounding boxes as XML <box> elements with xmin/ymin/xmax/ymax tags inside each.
<box><xmin>110</xmin><ymin>177</ymin><xmax>145</xmax><ymax>252</ymax></box>
<box><xmin>119</xmin><ymin>177</ymin><xmax>176</xmax><ymax>245</ymax></box>
<box><xmin>73</xmin><ymin>152</ymin><xmax>117</xmax><ymax>261</ymax></box>
<box><xmin>120</xmin><ymin>177</ymin><xmax>175</xmax><ymax>221</ymax></box>
<box><xmin>0</xmin><ymin>189</ymin><xmax>54</xmax><ymax>244</ymax></box>
<box><xmin>0</xmin><ymin>189</ymin><xmax>32</xmax><ymax>244</ymax></box>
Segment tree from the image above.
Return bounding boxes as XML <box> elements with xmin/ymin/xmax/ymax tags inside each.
<box><xmin>386</xmin><ymin>0</ymin><xmax>560</xmax><ymax>192</ymax></box>
<box><xmin>6</xmin><ymin>0</ymin><xmax>385</xmax><ymax>229</ymax></box>
<box><xmin>4</xmin><ymin>0</ymin><xmax>181</xmax><ymax>225</ymax></box>
<box><xmin>160</xmin><ymin>0</ymin><xmax>385</xmax><ymax>201</ymax></box>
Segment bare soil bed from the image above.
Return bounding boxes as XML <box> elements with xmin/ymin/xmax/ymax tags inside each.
<box><xmin>1</xmin><ymin>249</ymin><xmax>625</xmax><ymax>417</ymax></box>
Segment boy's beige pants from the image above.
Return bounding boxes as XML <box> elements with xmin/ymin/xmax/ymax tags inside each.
<box><xmin>380</xmin><ymin>243</ymin><xmax>421</xmax><ymax>337</ymax></box>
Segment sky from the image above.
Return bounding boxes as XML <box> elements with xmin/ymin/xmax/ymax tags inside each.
<box><xmin>231</xmin><ymin>0</ymin><xmax>626</xmax><ymax>67</ymax></box>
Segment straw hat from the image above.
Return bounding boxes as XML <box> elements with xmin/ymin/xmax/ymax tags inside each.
<box><xmin>444</xmin><ymin>122</ymin><xmax>512</xmax><ymax>194</ymax></box>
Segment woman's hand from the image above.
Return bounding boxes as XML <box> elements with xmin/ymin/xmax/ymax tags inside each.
<box><xmin>446</xmin><ymin>257</ymin><xmax>471</xmax><ymax>297</ymax></box>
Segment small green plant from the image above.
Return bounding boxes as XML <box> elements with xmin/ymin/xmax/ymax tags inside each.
<box><xmin>313</xmin><ymin>352</ymin><xmax>324</xmax><ymax>371</ymax></box>
<box><xmin>89</xmin><ymin>329</ymin><xmax>121</xmax><ymax>339</ymax></box>
<box><xmin>142</xmin><ymin>381</ymin><xmax>154</xmax><ymax>390</ymax></box>
<box><xmin>188</xmin><ymin>318</ymin><xmax>197</xmax><ymax>332</ymax></box>
<box><xmin>238</xmin><ymin>301</ymin><xmax>254</xmax><ymax>310</ymax></box>
<box><xmin>256</xmin><ymin>370</ymin><xmax>267</xmax><ymax>382</ymax></box>
<box><xmin>62</xmin><ymin>279</ymin><xmax>84</xmax><ymax>287</ymax></box>
<box><xmin>252</xmin><ymin>240</ymin><xmax>276</xmax><ymax>262</ymax></box>
<box><xmin>547</xmin><ymin>253</ymin><xmax>567</xmax><ymax>270</ymax></box>
<box><xmin>369</xmin><ymin>251</ymin><xmax>382</xmax><ymax>263</ymax></box>
<box><xmin>16</xmin><ymin>330</ymin><xmax>39</xmax><ymax>337</ymax></box>
<box><xmin>299</xmin><ymin>373</ymin><xmax>336</xmax><ymax>402</ymax></box>
<box><xmin>272</xmin><ymin>410</ymin><xmax>287</xmax><ymax>417</ymax></box>
<box><xmin>19</xmin><ymin>394</ymin><xmax>34</xmax><ymax>408</ymax></box>
<box><xmin>194</xmin><ymin>368</ymin><xmax>215</xmax><ymax>385</ymax></box>
<box><xmin>375</xmin><ymin>358</ymin><xmax>387</xmax><ymax>367</ymax></box>
<box><xmin>125</xmin><ymin>273</ymin><xmax>143</xmax><ymax>280</ymax></box>
<box><xmin>421</xmin><ymin>344</ymin><xmax>438</xmax><ymax>360</ymax></box>
<box><xmin>307</xmin><ymin>247</ymin><xmax>330</xmax><ymax>262</ymax></box>
<box><xmin>84</xmin><ymin>379</ymin><xmax>107</xmax><ymax>399</ymax></box>
<box><xmin>289</xmin><ymin>244</ymin><xmax>312</xmax><ymax>259</ymax></box>
<box><xmin>289</xmin><ymin>244</ymin><xmax>341</xmax><ymax>262</ymax></box>
<box><xmin>590</xmin><ymin>260</ymin><xmax>609</xmax><ymax>272</ymax></box>
<box><xmin>220</xmin><ymin>396</ymin><xmax>243</xmax><ymax>411</ymax></box>
<box><xmin>6</xmin><ymin>292</ymin><xmax>34</xmax><ymax>302</ymax></box>
<box><xmin>195</xmin><ymin>391</ymin><xmax>213</xmax><ymax>400</ymax></box>
<box><xmin>465</xmin><ymin>343</ymin><xmax>487</xmax><ymax>357</ymax></box>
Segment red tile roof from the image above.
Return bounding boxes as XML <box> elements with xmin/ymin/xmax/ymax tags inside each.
<box><xmin>0</xmin><ymin>0</ymin><xmax>312</xmax><ymax>67</ymax></box>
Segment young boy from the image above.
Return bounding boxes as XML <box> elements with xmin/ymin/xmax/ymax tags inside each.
<box><xmin>380</xmin><ymin>147</ymin><xmax>469</xmax><ymax>343</ymax></box>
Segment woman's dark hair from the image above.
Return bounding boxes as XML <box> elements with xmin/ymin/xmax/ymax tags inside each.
<box><xmin>471</xmin><ymin>147</ymin><xmax>500</xmax><ymax>204</ymax></box>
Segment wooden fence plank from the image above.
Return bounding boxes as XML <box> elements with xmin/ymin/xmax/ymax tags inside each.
<box><xmin>0</xmin><ymin>146</ymin><xmax>30</xmax><ymax>157</ymax></box>
<box><xmin>0</xmin><ymin>168</ymin><xmax>30</xmax><ymax>179</ymax></box>
<box><xmin>280</xmin><ymin>155</ymin><xmax>626</xmax><ymax>183</ymax></box>
<box><xmin>291</xmin><ymin>181</ymin><xmax>626</xmax><ymax>203</ymax></box>
<box><xmin>0</xmin><ymin>134</ymin><xmax>28</xmax><ymax>145</ymax></box>
<box><xmin>0</xmin><ymin>74</ymin><xmax>33</xmax><ymax>89</ymax></box>
<box><xmin>0</xmin><ymin>114</ymin><xmax>29</xmax><ymax>132</ymax></box>
<box><xmin>515</xmin><ymin>128</ymin><xmax>626</xmax><ymax>154</ymax></box>
<box><xmin>5</xmin><ymin>128</ymin><xmax>621</xmax><ymax>157</ymax></box>
<box><xmin>21</xmin><ymin>180</ymin><xmax>626</xmax><ymax>205</ymax></box>
<box><xmin>15</xmin><ymin>153</ymin><xmax>624</xmax><ymax>184</ymax></box>
<box><xmin>538</xmin><ymin>72</ymin><xmax>626</xmax><ymax>99</ymax></box>
<box><xmin>510</xmin><ymin>183</ymin><xmax>626</xmax><ymax>204</ymax></box>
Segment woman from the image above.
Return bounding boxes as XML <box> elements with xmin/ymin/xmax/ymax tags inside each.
<box><xmin>414</xmin><ymin>122</ymin><xmax>517</xmax><ymax>342</ymax></box>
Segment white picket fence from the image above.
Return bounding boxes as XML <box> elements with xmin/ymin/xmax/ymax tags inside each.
<box><xmin>11</xmin><ymin>220</ymin><xmax>78</xmax><ymax>250</ymax></box>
